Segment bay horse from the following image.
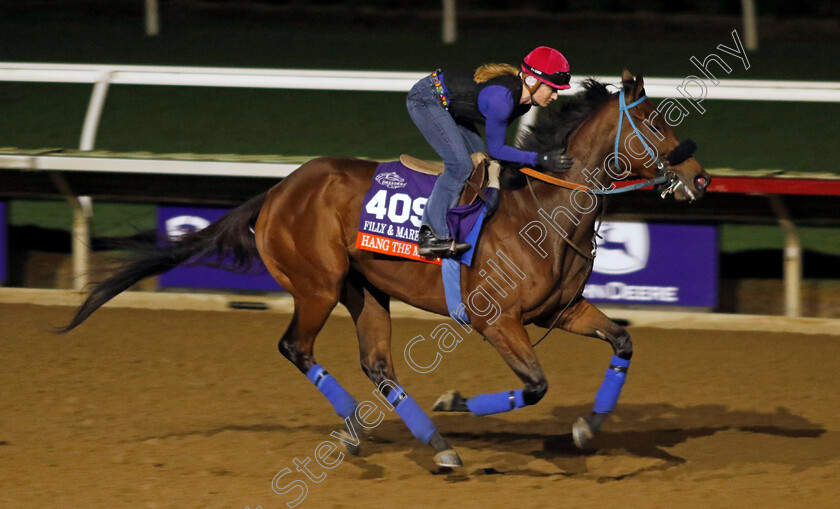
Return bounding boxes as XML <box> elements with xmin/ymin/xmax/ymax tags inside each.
<box><xmin>60</xmin><ymin>71</ymin><xmax>711</xmax><ymax>468</ymax></box>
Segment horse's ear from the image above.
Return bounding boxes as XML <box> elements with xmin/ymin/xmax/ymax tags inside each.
<box><xmin>621</xmin><ymin>69</ymin><xmax>634</xmax><ymax>89</ymax></box>
<box><xmin>622</xmin><ymin>70</ymin><xmax>645</xmax><ymax>101</ymax></box>
<box><xmin>632</xmin><ymin>74</ymin><xmax>646</xmax><ymax>100</ymax></box>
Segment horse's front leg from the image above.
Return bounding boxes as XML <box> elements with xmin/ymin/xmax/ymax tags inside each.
<box><xmin>433</xmin><ymin>315</ymin><xmax>548</xmax><ymax>416</ymax></box>
<box><xmin>559</xmin><ymin>298</ymin><xmax>633</xmax><ymax>448</ymax></box>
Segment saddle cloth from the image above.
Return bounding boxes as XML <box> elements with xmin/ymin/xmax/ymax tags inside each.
<box><xmin>355</xmin><ymin>154</ymin><xmax>497</xmax><ymax>266</ymax></box>
<box><xmin>356</xmin><ymin>155</ymin><xmax>499</xmax><ymax>325</ymax></box>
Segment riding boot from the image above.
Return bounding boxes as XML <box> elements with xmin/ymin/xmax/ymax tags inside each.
<box><xmin>418</xmin><ymin>226</ymin><xmax>470</xmax><ymax>258</ymax></box>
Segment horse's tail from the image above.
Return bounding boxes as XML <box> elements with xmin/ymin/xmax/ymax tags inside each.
<box><xmin>57</xmin><ymin>192</ymin><xmax>268</xmax><ymax>333</ymax></box>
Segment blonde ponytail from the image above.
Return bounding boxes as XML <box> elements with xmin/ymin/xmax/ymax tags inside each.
<box><xmin>473</xmin><ymin>63</ymin><xmax>520</xmax><ymax>83</ymax></box>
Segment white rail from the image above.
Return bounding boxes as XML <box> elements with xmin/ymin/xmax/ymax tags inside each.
<box><xmin>0</xmin><ymin>154</ymin><xmax>299</xmax><ymax>178</ymax></box>
<box><xmin>2</xmin><ymin>63</ymin><xmax>840</xmax><ymax>101</ymax></box>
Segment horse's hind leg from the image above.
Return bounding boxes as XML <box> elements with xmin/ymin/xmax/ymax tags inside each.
<box><xmin>559</xmin><ymin>298</ymin><xmax>632</xmax><ymax>449</ymax></box>
<box><xmin>276</xmin><ymin>296</ymin><xmax>362</xmax><ymax>447</ymax></box>
<box><xmin>341</xmin><ymin>271</ymin><xmax>462</xmax><ymax>468</ymax></box>
<box><xmin>434</xmin><ymin>315</ymin><xmax>548</xmax><ymax>417</ymax></box>
<box><xmin>256</xmin><ymin>193</ymin><xmax>367</xmax><ymax>452</ymax></box>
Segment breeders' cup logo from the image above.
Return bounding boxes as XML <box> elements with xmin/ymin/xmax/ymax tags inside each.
<box><xmin>375</xmin><ymin>171</ymin><xmax>407</xmax><ymax>189</ymax></box>
<box><xmin>165</xmin><ymin>215</ymin><xmax>211</xmax><ymax>241</ymax></box>
<box><xmin>593</xmin><ymin>222</ymin><xmax>650</xmax><ymax>275</ymax></box>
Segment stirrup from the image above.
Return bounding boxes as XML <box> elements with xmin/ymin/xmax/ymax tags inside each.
<box><xmin>446</xmin><ymin>240</ymin><xmax>471</xmax><ymax>256</ymax></box>
<box><xmin>419</xmin><ymin>240</ymin><xmax>471</xmax><ymax>258</ymax></box>
<box><xmin>418</xmin><ymin>226</ymin><xmax>471</xmax><ymax>258</ymax></box>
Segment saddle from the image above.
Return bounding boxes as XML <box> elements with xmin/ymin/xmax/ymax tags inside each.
<box><xmin>399</xmin><ymin>152</ymin><xmax>499</xmax><ymax>207</ymax></box>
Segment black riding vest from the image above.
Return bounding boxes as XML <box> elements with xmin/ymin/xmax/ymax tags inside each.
<box><xmin>441</xmin><ymin>69</ymin><xmax>531</xmax><ymax>125</ymax></box>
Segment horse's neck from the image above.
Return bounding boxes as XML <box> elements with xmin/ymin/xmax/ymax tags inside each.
<box><xmin>518</xmin><ymin>125</ymin><xmax>615</xmax><ymax>273</ymax></box>
<box><xmin>514</xmin><ymin>166</ymin><xmax>601</xmax><ymax>256</ymax></box>
<box><xmin>564</xmin><ymin>110</ymin><xmax>618</xmax><ymax>191</ymax></box>
<box><xmin>529</xmin><ymin>119</ymin><xmax>616</xmax><ymax>222</ymax></box>
<box><xmin>493</xmin><ymin>100</ymin><xmax>619</xmax><ymax>305</ymax></box>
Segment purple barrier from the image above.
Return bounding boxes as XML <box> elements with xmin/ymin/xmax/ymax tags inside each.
<box><xmin>157</xmin><ymin>208</ymin><xmax>716</xmax><ymax>305</ymax></box>
<box><xmin>157</xmin><ymin>206</ymin><xmax>280</xmax><ymax>291</ymax></box>
<box><xmin>584</xmin><ymin>222</ymin><xmax>718</xmax><ymax>307</ymax></box>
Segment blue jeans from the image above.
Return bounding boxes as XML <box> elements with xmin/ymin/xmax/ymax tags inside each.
<box><xmin>407</xmin><ymin>75</ymin><xmax>486</xmax><ymax>239</ymax></box>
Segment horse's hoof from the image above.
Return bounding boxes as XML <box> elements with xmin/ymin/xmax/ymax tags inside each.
<box><xmin>338</xmin><ymin>439</ymin><xmax>361</xmax><ymax>456</ymax></box>
<box><xmin>432</xmin><ymin>390</ymin><xmax>467</xmax><ymax>412</ymax></box>
<box><xmin>572</xmin><ymin>417</ymin><xmax>594</xmax><ymax>449</ymax></box>
<box><xmin>434</xmin><ymin>448</ymin><xmax>463</xmax><ymax>468</ymax></box>
<box><xmin>432</xmin><ymin>390</ymin><xmax>458</xmax><ymax>411</ymax></box>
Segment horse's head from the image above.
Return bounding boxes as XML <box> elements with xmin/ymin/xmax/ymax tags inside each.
<box><xmin>608</xmin><ymin>70</ymin><xmax>711</xmax><ymax>201</ymax></box>
<box><xmin>518</xmin><ymin>73</ymin><xmax>711</xmax><ymax>201</ymax></box>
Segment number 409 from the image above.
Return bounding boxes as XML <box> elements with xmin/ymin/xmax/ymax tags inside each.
<box><xmin>365</xmin><ymin>190</ymin><xmax>426</xmax><ymax>228</ymax></box>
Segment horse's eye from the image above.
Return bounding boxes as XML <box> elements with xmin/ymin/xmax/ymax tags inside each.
<box><xmin>648</xmin><ymin>124</ymin><xmax>660</xmax><ymax>133</ymax></box>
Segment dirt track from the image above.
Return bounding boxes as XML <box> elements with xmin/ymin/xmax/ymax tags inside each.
<box><xmin>1</xmin><ymin>303</ymin><xmax>838</xmax><ymax>508</ymax></box>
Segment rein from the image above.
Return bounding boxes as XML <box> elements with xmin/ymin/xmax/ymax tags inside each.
<box><xmin>521</xmin><ymin>166</ymin><xmax>671</xmax><ymax>196</ymax></box>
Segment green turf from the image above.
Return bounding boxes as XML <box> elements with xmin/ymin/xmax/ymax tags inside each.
<box><xmin>1</xmin><ymin>9</ymin><xmax>838</xmax><ymax>171</ymax></box>
<box><xmin>2</xmin><ymin>8</ymin><xmax>838</xmax><ymax>168</ymax></box>
<box><xmin>720</xmin><ymin>224</ymin><xmax>840</xmax><ymax>255</ymax></box>
<box><xmin>8</xmin><ymin>201</ymin><xmax>156</xmax><ymax>238</ymax></box>
<box><xmin>3</xmin><ymin>83</ymin><xmax>837</xmax><ymax>173</ymax></box>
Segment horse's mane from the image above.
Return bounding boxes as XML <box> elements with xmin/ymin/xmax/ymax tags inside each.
<box><xmin>518</xmin><ymin>78</ymin><xmax>614</xmax><ymax>153</ymax></box>
<box><xmin>502</xmin><ymin>78</ymin><xmax>614</xmax><ymax>189</ymax></box>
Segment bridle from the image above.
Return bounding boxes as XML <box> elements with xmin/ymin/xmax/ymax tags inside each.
<box><xmin>521</xmin><ymin>86</ymin><xmax>693</xmax><ymax>199</ymax></box>
<box><xmin>610</xmin><ymin>88</ymin><xmax>688</xmax><ymax>199</ymax></box>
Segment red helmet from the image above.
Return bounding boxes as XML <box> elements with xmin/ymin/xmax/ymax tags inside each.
<box><xmin>522</xmin><ymin>46</ymin><xmax>571</xmax><ymax>90</ymax></box>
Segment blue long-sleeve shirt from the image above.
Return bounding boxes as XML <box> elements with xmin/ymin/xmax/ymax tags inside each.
<box><xmin>477</xmin><ymin>85</ymin><xmax>538</xmax><ymax>166</ymax></box>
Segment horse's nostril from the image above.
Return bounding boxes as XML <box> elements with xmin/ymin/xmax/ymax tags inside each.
<box><xmin>694</xmin><ymin>175</ymin><xmax>710</xmax><ymax>190</ymax></box>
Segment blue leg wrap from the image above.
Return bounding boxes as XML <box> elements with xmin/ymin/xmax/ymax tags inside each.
<box><xmin>306</xmin><ymin>364</ymin><xmax>357</xmax><ymax>419</ymax></box>
<box><xmin>386</xmin><ymin>385</ymin><xmax>438</xmax><ymax>444</ymax></box>
<box><xmin>593</xmin><ymin>355</ymin><xmax>630</xmax><ymax>414</ymax></box>
<box><xmin>466</xmin><ymin>389</ymin><xmax>526</xmax><ymax>416</ymax></box>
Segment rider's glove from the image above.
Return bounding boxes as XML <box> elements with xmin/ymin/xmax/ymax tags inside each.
<box><xmin>536</xmin><ymin>149</ymin><xmax>574</xmax><ymax>172</ymax></box>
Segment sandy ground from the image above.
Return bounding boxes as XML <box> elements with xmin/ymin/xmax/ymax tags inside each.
<box><xmin>1</xmin><ymin>302</ymin><xmax>838</xmax><ymax>509</ymax></box>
